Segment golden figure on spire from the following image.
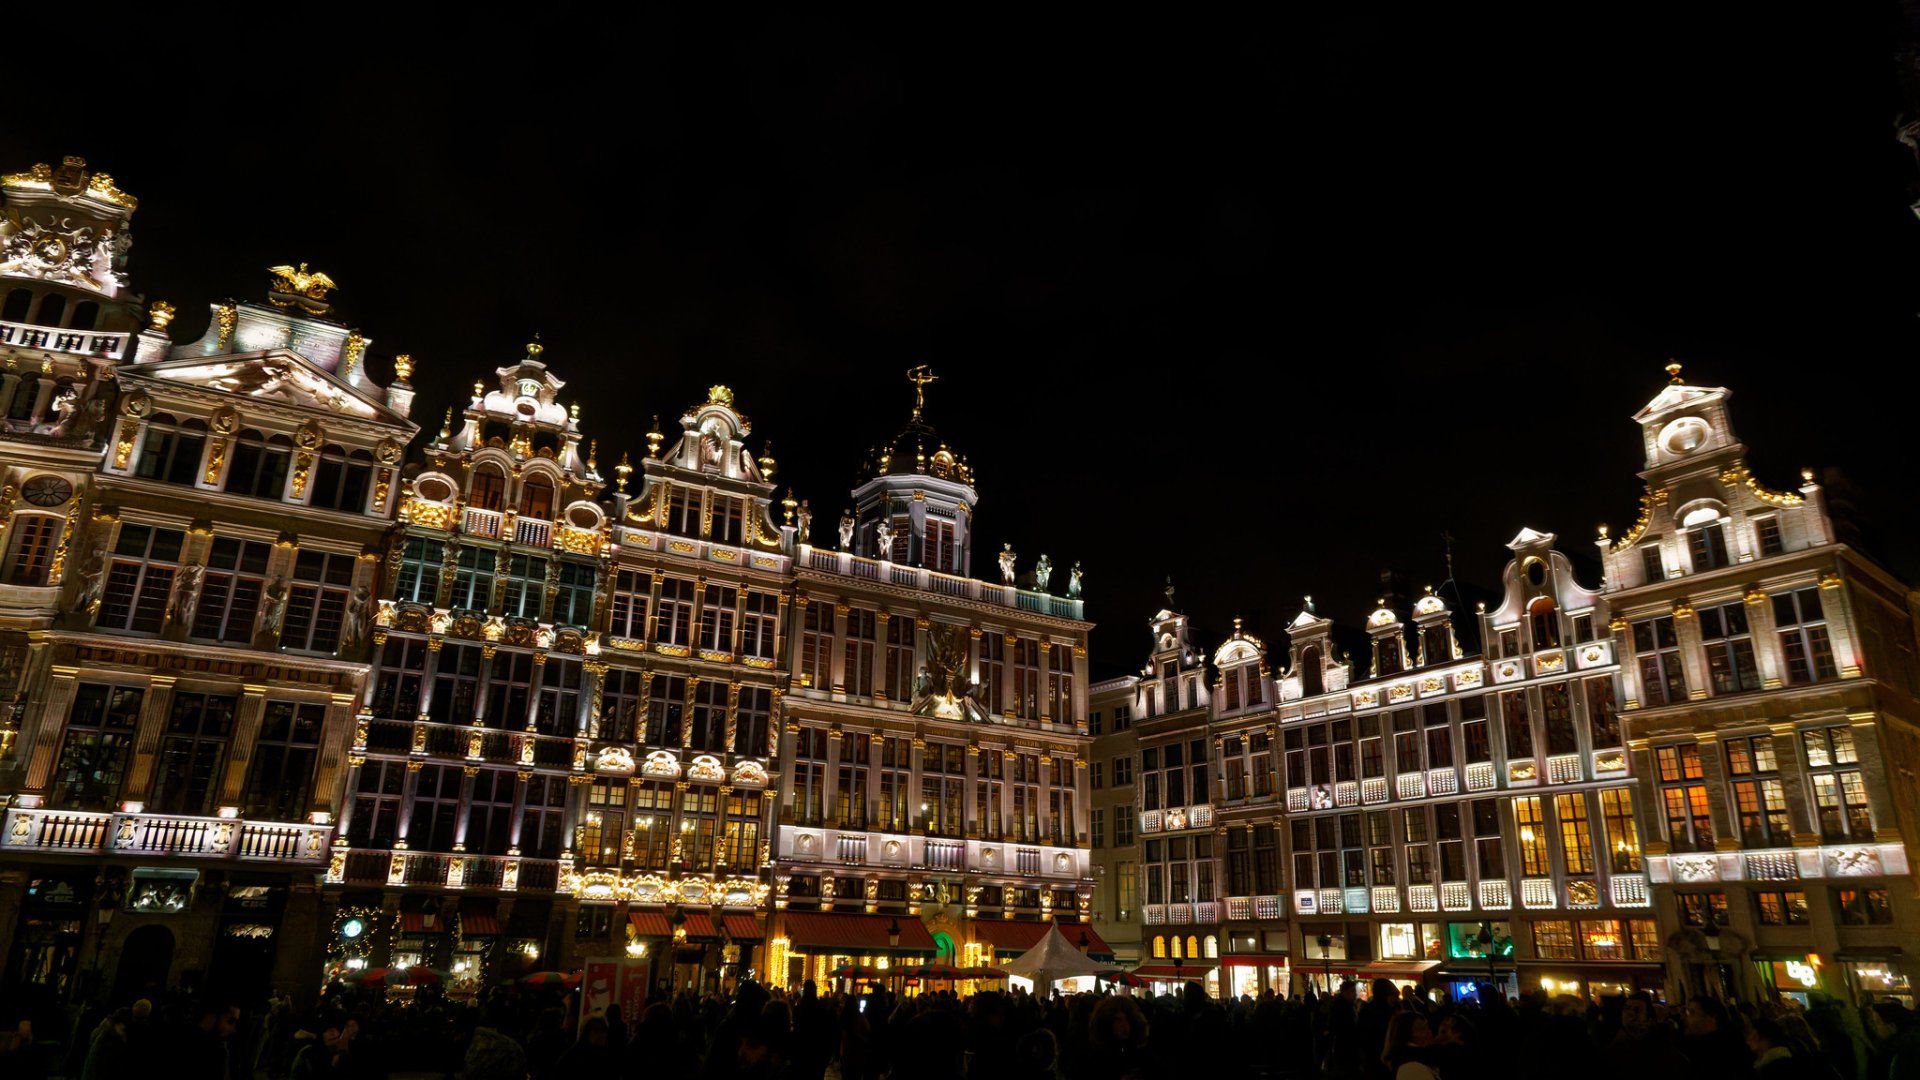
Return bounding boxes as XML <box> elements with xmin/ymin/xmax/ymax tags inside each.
<box><xmin>1666</xmin><ymin>360</ymin><xmax>1684</xmax><ymax>385</ymax></box>
<box><xmin>907</xmin><ymin>365</ymin><xmax>938</xmax><ymax>420</ymax></box>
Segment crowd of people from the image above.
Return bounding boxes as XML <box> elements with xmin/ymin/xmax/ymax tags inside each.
<box><xmin>5</xmin><ymin>976</ymin><xmax>1920</xmax><ymax>1079</ymax></box>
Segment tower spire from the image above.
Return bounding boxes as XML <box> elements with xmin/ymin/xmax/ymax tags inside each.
<box><xmin>906</xmin><ymin>365</ymin><xmax>938</xmax><ymax>421</ymax></box>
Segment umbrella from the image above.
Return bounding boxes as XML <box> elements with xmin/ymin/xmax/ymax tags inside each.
<box><xmin>1099</xmin><ymin>970</ymin><xmax>1146</xmax><ymax>988</ymax></box>
<box><xmin>340</xmin><ymin>966</ymin><xmax>389</xmax><ymax>984</ymax></box>
<box><xmin>905</xmin><ymin>961</ymin><xmax>968</xmax><ymax>980</ymax></box>
<box><xmin>390</xmin><ymin>966</ymin><xmax>450</xmax><ymax>986</ymax></box>
<box><xmin>519</xmin><ymin>971</ymin><xmax>581</xmax><ymax>989</ymax></box>
<box><xmin>830</xmin><ymin>964</ymin><xmax>884</xmax><ymax>980</ymax></box>
<box><xmin>959</xmin><ymin>967</ymin><xmax>1008</xmax><ymax>980</ymax></box>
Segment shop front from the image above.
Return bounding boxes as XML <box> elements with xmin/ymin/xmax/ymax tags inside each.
<box><xmin>1221</xmin><ymin>955</ymin><xmax>1291</xmax><ymax>999</ymax></box>
<box><xmin>1519</xmin><ymin>962</ymin><xmax>1664</xmax><ymax>1001</ymax></box>
<box><xmin>771</xmin><ymin>910</ymin><xmax>938</xmax><ymax>993</ymax></box>
<box><xmin>1753</xmin><ymin>953</ymin><xmax>1829</xmax><ymax>1007</ymax></box>
<box><xmin>1133</xmin><ymin>958</ymin><xmax>1220</xmax><ymax>996</ymax></box>
<box><xmin>1837</xmin><ymin>950</ymin><xmax>1912</xmax><ymax>1007</ymax></box>
<box><xmin>3</xmin><ymin>871</ymin><xmax>94</xmax><ymax>1000</ymax></box>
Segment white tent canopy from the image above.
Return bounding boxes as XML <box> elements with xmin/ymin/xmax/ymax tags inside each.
<box><xmin>995</xmin><ymin>924</ymin><xmax>1120</xmax><ymax>989</ymax></box>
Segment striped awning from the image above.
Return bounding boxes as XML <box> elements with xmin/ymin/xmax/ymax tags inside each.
<box><xmin>1133</xmin><ymin>960</ymin><xmax>1220</xmax><ymax>978</ymax></box>
<box><xmin>723</xmin><ymin>915</ymin><xmax>765</xmax><ymax>942</ymax></box>
<box><xmin>460</xmin><ymin>911</ymin><xmax>499</xmax><ymax>937</ymax></box>
<box><xmin>781</xmin><ymin>912</ymin><xmax>938</xmax><ymax>954</ymax></box>
<box><xmin>629</xmin><ymin>911</ymin><xmax>674</xmax><ymax>938</ymax></box>
<box><xmin>399</xmin><ymin>912</ymin><xmax>442</xmax><ymax>933</ymax></box>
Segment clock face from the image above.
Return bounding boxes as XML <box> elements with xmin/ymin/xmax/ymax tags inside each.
<box><xmin>1658</xmin><ymin>417</ymin><xmax>1711</xmax><ymax>456</ymax></box>
<box><xmin>21</xmin><ymin>475</ymin><xmax>72</xmax><ymax>507</ymax></box>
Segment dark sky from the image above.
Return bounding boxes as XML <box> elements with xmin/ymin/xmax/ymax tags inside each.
<box><xmin>9</xmin><ymin>9</ymin><xmax>1920</xmax><ymax>671</ymax></box>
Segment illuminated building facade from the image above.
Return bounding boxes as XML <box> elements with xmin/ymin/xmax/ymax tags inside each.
<box><xmin>767</xmin><ymin>379</ymin><xmax>1104</xmax><ymax>988</ymax></box>
<box><xmin>1088</xmin><ymin>674</ymin><xmax>1142</xmax><ymax>966</ymax></box>
<box><xmin>0</xmin><ymin>156</ymin><xmax>416</xmax><ymax>1003</ymax></box>
<box><xmin>1598</xmin><ymin>367</ymin><xmax>1920</xmax><ymax>1006</ymax></box>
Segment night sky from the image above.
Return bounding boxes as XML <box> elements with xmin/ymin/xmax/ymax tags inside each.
<box><xmin>8</xmin><ymin>10</ymin><xmax>1919</xmax><ymax>672</ymax></box>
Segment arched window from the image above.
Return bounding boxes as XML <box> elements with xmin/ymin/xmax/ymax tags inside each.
<box><xmin>224</xmin><ymin>429</ymin><xmax>292</xmax><ymax>499</ymax></box>
<box><xmin>134</xmin><ymin>415</ymin><xmax>207</xmax><ymax>486</ymax></box>
<box><xmin>470</xmin><ymin>465</ymin><xmax>506</xmax><ymax>511</ymax></box>
<box><xmin>1187</xmin><ymin>935</ymin><xmax>1200</xmax><ymax>960</ymax></box>
<box><xmin>2</xmin><ymin>288</ymin><xmax>31</xmax><ymax>322</ymax></box>
<box><xmin>6</xmin><ymin>374</ymin><xmax>40</xmax><ymax>421</ymax></box>
<box><xmin>1153</xmin><ymin>936</ymin><xmax>1166</xmax><ymax>959</ymax></box>
<box><xmin>1301</xmin><ymin>646</ymin><xmax>1324</xmax><ymax>697</ymax></box>
<box><xmin>1528</xmin><ymin>596</ymin><xmax>1560</xmax><ymax>651</ymax></box>
<box><xmin>33</xmin><ymin>293</ymin><xmax>65</xmax><ymax>328</ymax></box>
<box><xmin>519</xmin><ymin>473</ymin><xmax>555</xmax><ymax>520</ymax></box>
<box><xmin>1377</xmin><ymin>635</ymin><xmax>1403</xmax><ymax>676</ymax></box>
<box><xmin>1204</xmin><ymin>935</ymin><xmax>1219</xmax><ymax>959</ymax></box>
<box><xmin>68</xmin><ymin>300</ymin><xmax>99</xmax><ymax>330</ymax></box>
<box><xmin>2</xmin><ymin>513</ymin><xmax>64</xmax><ymax>586</ymax></box>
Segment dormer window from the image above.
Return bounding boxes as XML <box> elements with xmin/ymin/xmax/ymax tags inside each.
<box><xmin>1300</xmin><ymin>646</ymin><xmax>1324</xmax><ymax>697</ymax></box>
<box><xmin>1421</xmin><ymin>625</ymin><xmax>1450</xmax><ymax>666</ymax></box>
<box><xmin>1756</xmin><ymin>517</ymin><xmax>1784</xmax><ymax>558</ymax></box>
<box><xmin>1376</xmin><ymin>636</ymin><xmax>1403</xmax><ymax>676</ymax></box>
<box><xmin>666</xmin><ymin>486</ymin><xmax>699</xmax><ymax>537</ymax></box>
<box><xmin>711</xmin><ymin>496</ymin><xmax>745</xmax><ymax>545</ymax></box>
<box><xmin>1687</xmin><ymin>521</ymin><xmax>1729</xmax><ymax>571</ymax></box>
<box><xmin>1528</xmin><ymin>597</ymin><xmax>1560</xmax><ymax>651</ymax></box>
<box><xmin>1641</xmin><ymin>545</ymin><xmax>1665</xmax><ymax>583</ymax></box>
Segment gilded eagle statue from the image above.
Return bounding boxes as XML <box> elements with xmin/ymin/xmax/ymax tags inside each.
<box><xmin>267</xmin><ymin>262</ymin><xmax>338</xmax><ymax>314</ymax></box>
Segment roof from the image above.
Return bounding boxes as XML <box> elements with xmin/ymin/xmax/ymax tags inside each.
<box><xmin>970</xmin><ymin>919</ymin><xmax>1114</xmax><ymax>961</ymax></box>
<box><xmin>780</xmin><ymin>911</ymin><xmax>938</xmax><ymax>954</ymax></box>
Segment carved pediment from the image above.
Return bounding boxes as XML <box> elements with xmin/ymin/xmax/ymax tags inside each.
<box><xmin>138</xmin><ymin>352</ymin><xmax>407</xmax><ymax>424</ymax></box>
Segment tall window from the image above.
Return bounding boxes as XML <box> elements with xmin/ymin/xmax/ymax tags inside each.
<box><xmin>876</xmin><ymin>736</ymin><xmax>910</xmax><ymax>830</ymax></box>
<box><xmin>243</xmin><ymin>701</ymin><xmax>323</xmax><ymax>821</ymax></box>
<box><xmin>1092</xmin><ymin>808</ymin><xmax>1106</xmax><ymax>849</ymax></box>
<box><xmin>978</xmin><ymin>633</ymin><xmax>1004</xmax><ymax>715</ymax></box>
<box><xmin>1425</xmin><ymin>703</ymin><xmax>1454</xmax><ymax>768</ymax></box>
<box><xmin>791</xmin><ymin>727</ymin><xmax>828</xmax><ymax>825</ymax></box>
<box><xmin>688</xmin><ymin>680</ymin><xmax>728</xmax><ymax>752</ymax></box>
<box><xmin>223</xmin><ymin>431</ymin><xmax>291</xmax><ymax>499</ymax></box>
<box><xmin>925</xmin><ymin>517</ymin><xmax>957</xmax><ymax>572</ymax></box>
<box><xmin>665</xmin><ymin>485</ymin><xmax>699</xmax><ymax>537</ymax></box>
<box><xmin>701</xmin><ymin>584</ymin><xmax>739</xmax><ymax>655</ymax></box>
<box><xmin>630</xmin><ymin>781</ymin><xmax>672</xmax><ymax>867</ymax></box>
<box><xmin>51</xmin><ymin>684</ymin><xmax>143</xmax><ymax>810</ymax></box>
<box><xmin>1584</xmin><ymin>678</ymin><xmax>1620</xmax><ymax>749</ymax></box>
<box><xmin>281</xmin><ymin>549</ymin><xmax>354</xmax><ymax>652</ymax></box>
<box><xmin>1555</xmin><ymin>792</ymin><xmax>1595</xmax><ymax>876</ymax></box>
<box><xmin>1804</xmin><ymin>727</ymin><xmax>1873</xmax><ymax>842</ymax></box>
<box><xmin>134</xmin><ymin>416</ymin><xmax>206</xmax><ymax>486</ymax></box>
<box><xmin>1699</xmin><ymin>602</ymin><xmax>1761</xmax><ymax>694</ymax></box>
<box><xmin>371</xmin><ymin>636</ymin><xmax>427</xmax><ymax>721</ymax></box>
<box><xmin>1774</xmin><ymin>588</ymin><xmax>1839</xmax><ymax>685</ymax></box>
<box><xmin>552</xmin><ymin>562</ymin><xmax>596</xmax><ymax>627</ymax></box>
<box><xmin>518</xmin><ymin>474</ymin><xmax>555</xmax><ymax>520</ymax></box>
<box><xmin>393</xmin><ymin>537</ymin><xmax>444</xmax><ymax>605</ymax></box>
<box><xmin>600</xmin><ymin>667</ymin><xmax>643</xmax><ymax>743</ymax></box>
<box><xmin>1725</xmin><ymin>734</ymin><xmax>1790</xmax><ymax>847</ymax></box>
<box><xmin>654</xmin><ymin>577</ymin><xmax>695</xmax><ymax>647</ymax></box>
<box><xmin>348</xmin><ymin>760</ymin><xmax>406</xmax><ymax>849</ymax></box>
<box><xmin>646</xmin><ymin>675</ymin><xmax>685</xmax><ymax>746</ymax></box>
<box><xmin>534</xmin><ymin>657</ymin><xmax>581</xmax><ymax>736</ymax></box>
<box><xmin>1461</xmin><ymin>696</ymin><xmax>1492</xmax><ymax>763</ymax></box>
<box><xmin>428</xmin><ymin>643</ymin><xmax>483</xmax><ymax>725</ymax></box>
<box><xmin>1541</xmin><ymin>683</ymin><xmax>1577</xmax><ymax>755</ymax></box>
<box><xmin>2</xmin><ymin>514</ymin><xmax>61</xmax><ymax>586</ymax></box>
<box><xmin>466</xmin><ymin>770</ymin><xmax>517</xmax><ymax>856</ymax></box>
<box><xmin>1500</xmin><ymin>691</ymin><xmax>1533</xmax><ymax>760</ymax></box>
<box><xmin>1632</xmin><ymin>616</ymin><xmax>1686</xmax><ymax>705</ymax></box>
<box><xmin>1435</xmin><ymin>804</ymin><xmax>1465</xmax><ymax>881</ymax></box>
<box><xmin>608</xmin><ymin>570</ymin><xmax>649</xmax><ymax>639</ymax></box>
<box><xmin>1472</xmin><ymin>799</ymin><xmax>1505</xmax><ymax>880</ymax></box>
<box><xmin>710</xmin><ymin>495</ymin><xmax>744</xmax><ymax>545</ymax></box>
<box><xmin>1392</xmin><ymin>711</ymin><xmax>1422</xmax><ymax>775</ymax></box>
<box><xmin>500</xmin><ymin>554</ymin><xmax>548</xmax><ymax>620</ymax></box>
<box><xmin>977</xmin><ymin>751</ymin><xmax>1004</xmax><ymax>838</ymax></box>
<box><xmin>1048</xmin><ymin>644</ymin><xmax>1074</xmax><ymax>720</ymax></box>
<box><xmin>408</xmin><ymin>764</ymin><xmax>463</xmax><ymax>851</ymax></box>
<box><xmin>1656</xmin><ymin>744</ymin><xmax>1715</xmax><ymax>852</ymax></box>
<box><xmin>1529</xmin><ymin>597</ymin><xmax>1561</xmax><ymax>651</ymax></box>
<box><xmin>743</xmin><ymin>591</ymin><xmax>779</xmax><ymax>662</ymax></box>
<box><xmin>98</xmin><ymin>524</ymin><xmax>183</xmax><ymax>633</ymax></box>
<box><xmin>521</xmin><ymin>775</ymin><xmax>569</xmax><ymax>859</ymax></box>
<box><xmin>1756</xmin><ymin>517</ymin><xmax>1785</xmax><ymax>557</ymax></box>
<box><xmin>797</xmin><ymin>602</ymin><xmax>831</xmax><ymax>687</ymax></box>
<box><xmin>1223</xmin><ymin>737</ymin><xmax>1245</xmax><ymax>800</ymax></box>
<box><xmin>924</xmin><ymin>743</ymin><xmax>965</xmax><ymax>836</ymax></box>
<box><xmin>882</xmin><ymin>616</ymin><xmax>915</xmax><ymax>699</ymax></box>
<box><xmin>448</xmin><ymin>546</ymin><xmax>493</xmax><ymax>610</ymax></box>
<box><xmin>1513</xmin><ymin>796</ymin><xmax>1550</xmax><ymax>876</ymax></box>
<box><xmin>836</xmin><ymin>734</ymin><xmax>869</xmax><ymax>826</ymax></box>
<box><xmin>469</xmin><ymin>465</ymin><xmax>506</xmax><ymax>512</ymax></box>
<box><xmin>1367</xmin><ymin>810</ymin><xmax>1394</xmax><ymax>887</ymax></box>
<box><xmin>1688</xmin><ymin>520</ymin><xmax>1730</xmax><ymax>571</ymax></box>
<box><xmin>1600</xmin><ymin>787</ymin><xmax>1642</xmax><ymax>872</ymax></box>
<box><xmin>582</xmin><ymin>779</ymin><xmax>624</xmax><ymax>866</ymax></box>
<box><xmin>308</xmin><ymin>447</ymin><xmax>373</xmax><ymax>512</ymax></box>
<box><xmin>843</xmin><ymin>609</ymin><xmax>877</xmax><ymax>693</ymax></box>
<box><xmin>735</xmin><ymin>686</ymin><xmax>772</xmax><ymax>757</ymax></box>
<box><xmin>721</xmin><ymin>788</ymin><xmax>762</xmax><ymax>869</ymax></box>
<box><xmin>152</xmin><ymin>692</ymin><xmax>238</xmax><ymax>816</ymax></box>
<box><xmin>1013</xmin><ymin>639</ymin><xmax>1042</xmax><ymax>719</ymax></box>
<box><xmin>486</xmin><ymin>651</ymin><xmax>535</xmax><ymax>731</ymax></box>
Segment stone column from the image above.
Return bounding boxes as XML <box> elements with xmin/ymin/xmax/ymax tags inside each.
<box><xmin>217</xmin><ymin>685</ymin><xmax>272</xmax><ymax>807</ymax></box>
<box><xmin>393</xmin><ymin>761</ymin><xmax>425</xmax><ymax>842</ymax></box>
<box><xmin>908</xmin><ymin>737</ymin><xmax>925</xmax><ymax>830</ymax></box>
<box><xmin>823</xmin><ymin>728</ymin><xmax>843</xmax><ymax>826</ymax></box>
<box><xmin>1693</xmin><ymin>732</ymin><xmax>1738</xmax><ymax>853</ymax></box>
<box><xmin>27</xmin><ymin>377</ymin><xmax>54</xmax><ymax>424</ymax></box>
<box><xmin>0</xmin><ymin>372</ymin><xmax>20</xmax><ymax>418</ymax></box>
<box><xmin>453</xmin><ymin>765</ymin><xmax>479</xmax><ymax>848</ymax></box>
<box><xmin>310</xmin><ymin>692</ymin><xmax>359</xmax><ymax>820</ymax></box>
<box><xmin>830</xmin><ymin>604</ymin><xmax>849</xmax><ymax>692</ymax></box>
<box><xmin>963</xmin><ymin>745</ymin><xmax>981</xmax><ymax>838</ymax></box>
<box><xmin>19</xmin><ymin>662</ymin><xmax>79</xmax><ymax>793</ymax></box>
<box><xmin>119</xmin><ymin>674</ymin><xmax>178</xmax><ymax>803</ymax></box>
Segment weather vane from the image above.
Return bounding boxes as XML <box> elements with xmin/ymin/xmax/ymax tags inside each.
<box><xmin>907</xmin><ymin>365</ymin><xmax>938</xmax><ymax>420</ymax></box>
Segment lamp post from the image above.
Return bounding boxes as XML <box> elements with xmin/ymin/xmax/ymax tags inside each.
<box><xmin>1477</xmin><ymin>922</ymin><xmax>1498</xmax><ymax>990</ymax></box>
<box><xmin>1702</xmin><ymin>912</ymin><xmax>1725</xmax><ymax>999</ymax></box>
<box><xmin>90</xmin><ymin>903</ymin><xmax>115</xmax><ymax>1003</ymax></box>
<box><xmin>1079</xmin><ymin>931</ymin><xmax>1091</xmax><ymax>955</ymax></box>
<box><xmin>1316</xmin><ymin>932</ymin><xmax>1333</xmax><ymax>995</ymax></box>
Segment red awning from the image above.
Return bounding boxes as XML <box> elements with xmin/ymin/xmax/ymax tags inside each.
<box><xmin>781</xmin><ymin>912</ymin><xmax>938</xmax><ymax>954</ymax></box>
<box><xmin>1358</xmin><ymin>960</ymin><xmax>1441</xmax><ymax>979</ymax></box>
<box><xmin>969</xmin><ymin>919</ymin><xmax>1115</xmax><ymax>959</ymax></box>
<box><xmin>399</xmin><ymin>912</ymin><xmax>442</xmax><ymax>933</ymax></box>
<box><xmin>460</xmin><ymin>911</ymin><xmax>499</xmax><ymax>936</ymax></box>
<box><xmin>723</xmin><ymin>915</ymin><xmax>765</xmax><ymax>942</ymax></box>
<box><xmin>681</xmin><ymin>913</ymin><xmax>719</xmax><ymax>941</ymax></box>
<box><xmin>629</xmin><ymin>911</ymin><xmax>674</xmax><ymax>938</ymax></box>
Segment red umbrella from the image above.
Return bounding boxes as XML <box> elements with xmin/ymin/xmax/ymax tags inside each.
<box><xmin>392</xmin><ymin>966</ymin><xmax>450</xmax><ymax>986</ymax></box>
<box><xmin>959</xmin><ymin>967</ymin><xmax>1009</xmax><ymax>979</ymax></box>
<box><xmin>831</xmin><ymin>964</ymin><xmax>884</xmax><ymax>980</ymax></box>
<box><xmin>1099</xmin><ymin>970</ymin><xmax>1147</xmax><ymax>988</ymax></box>
<box><xmin>905</xmin><ymin>962</ymin><xmax>968</xmax><ymax>980</ymax></box>
<box><xmin>519</xmin><ymin>970</ymin><xmax>581</xmax><ymax>989</ymax></box>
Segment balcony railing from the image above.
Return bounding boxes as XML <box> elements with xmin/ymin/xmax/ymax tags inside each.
<box><xmin>2</xmin><ymin>809</ymin><xmax>329</xmax><ymax>864</ymax></box>
<box><xmin>514</xmin><ymin>517</ymin><xmax>551</xmax><ymax>548</ymax></box>
<box><xmin>799</xmin><ymin>548</ymin><xmax>1084</xmax><ymax>621</ymax></box>
<box><xmin>462</xmin><ymin>507</ymin><xmax>503</xmax><ymax>539</ymax></box>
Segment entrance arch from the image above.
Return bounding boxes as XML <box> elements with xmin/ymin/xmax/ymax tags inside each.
<box><xmin>112</xmin><ymin>924</ymin><xmax>175</xmax><ymax>1003</ymax></box>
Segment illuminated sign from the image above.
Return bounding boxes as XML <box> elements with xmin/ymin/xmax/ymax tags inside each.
<box><xmin>1784</xmin><ymin>960</ymin><xmax>1818</xmax><ymax>988</ymax></box>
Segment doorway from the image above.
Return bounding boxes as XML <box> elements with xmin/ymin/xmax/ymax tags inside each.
<box><xmin>111</xmin><ymin>924</ymin><xmax>175</xmax><ymax>1003</ymax></box>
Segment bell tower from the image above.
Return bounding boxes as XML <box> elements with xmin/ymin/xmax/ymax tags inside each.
<box><xmin>846</xmin><ymin>366</ymin><xmax>979</xmax><ymax>575</ymax></box>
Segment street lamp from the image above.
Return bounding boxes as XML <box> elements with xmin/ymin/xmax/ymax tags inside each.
<box><xmin>1316</xmin><ymin>932</ymin><xmax>1334</xmax><ymax>994</ymax></box>
<box><xmin>887</xmin><ymin>919</ymin><xmax>901</xmax><ymax>949</ymax></box>
<box><xmin>90</xmin><ymin>904</ymin><xmax>115</xmax><ymax>1002</ymax></box>
<box><xmin>1477</xmin><ymin>922</ymin><xmax>1498</xmax><ymax>988</ymax></box>
<box><xmin>1079</xmin><ymin>931</ymin><xmax>1091</xmax><ymax>954</ymax></box>
<box><xmin>1702</xmin><ymin>912</ymin><xmax>1724</xmax><ymax>998</ymax></box>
